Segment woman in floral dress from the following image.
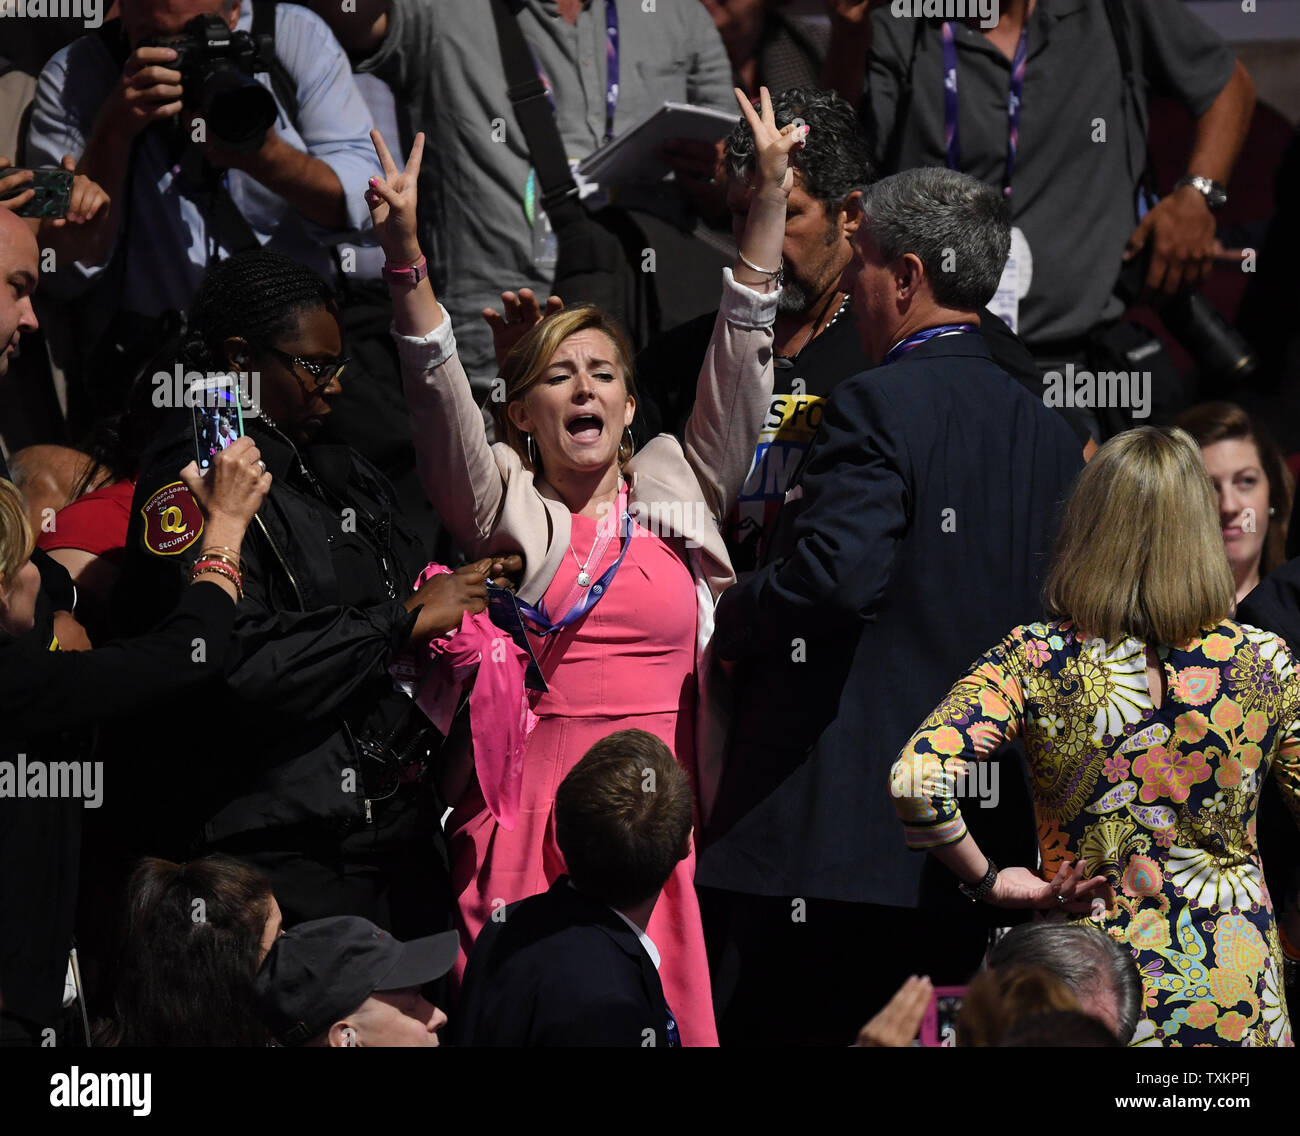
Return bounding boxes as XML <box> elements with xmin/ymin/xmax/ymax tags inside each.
<box><xmin>891</xmin><ymin>427</ymin><xmax>1300</xmax><ymax>1046</ymax></box>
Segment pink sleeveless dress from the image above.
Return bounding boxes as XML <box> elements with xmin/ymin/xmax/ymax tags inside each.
<box><xmin>447</xmin><ymin>509</ymin><xmax>718</xmax><ymax>1046</ymax></box>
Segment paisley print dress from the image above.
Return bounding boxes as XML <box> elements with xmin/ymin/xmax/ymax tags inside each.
<box><xmin>891</xmin><ymin>620</ymin><xmax>1300</xmax><ymax>1046</ymax></box>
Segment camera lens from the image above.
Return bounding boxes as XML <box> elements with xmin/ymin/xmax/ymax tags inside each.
<box><xmin>198</xmin><ymin>69</ymin><xmax>277</xmax><ymax>151</ymax></box>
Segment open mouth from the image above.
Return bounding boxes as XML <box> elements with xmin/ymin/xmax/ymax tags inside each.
<box><xmin>566</xmin><ymin>414</ymin><xmax>603</xmax><ymax>443</ymax></box>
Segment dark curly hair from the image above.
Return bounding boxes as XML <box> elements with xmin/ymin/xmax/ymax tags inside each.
<box><xmin>726</xmin><ymin>86</ymin><xmax>875</xmax><ymax>216</ymax></box>
<box><xmin>185</xmin><ymin>248</ymin><xmax>338</xmax><ymax>371</ymax></box>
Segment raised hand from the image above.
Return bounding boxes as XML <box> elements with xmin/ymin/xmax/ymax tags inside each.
<box><xmin>732</xmin><ymin>85</ymin><xmax>806</xmax><ymax>199</ymax></box>
<box><xmin>483</xmin><ymin>288</ymin><xmax>564</xmax><ymax>369</ymax></box>
<box><xmin>180</xmin><ymin>435</ymin><xmax>272</xmax><ymax>529</ymax></box>
<box><xmin>854</xmin><ymin>975</ymin><xmax>932</xmax><ymax>1047</ymax></box>
<box><xmin>366</xmin><ymin>128</ymin><xmax>424</xmax><ymax>265</ymax></box>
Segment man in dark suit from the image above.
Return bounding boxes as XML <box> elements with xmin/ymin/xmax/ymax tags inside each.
<box><xmin>696</xmin><ymin>166</ymin><xmax>1084</xmax><ymax>1047</ymax></box>
<box><xmin>455</xmin><ymin>730</ymin><xmax>692</xmax><ymax>1047</ymax></box>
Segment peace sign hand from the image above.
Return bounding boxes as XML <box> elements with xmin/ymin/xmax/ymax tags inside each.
<box><xmin>732</xmin><ymin>85</ymin><xmax>806</xmax><ymax>200</ymax></box>
<box><xmin>366</xmin><ymin>128</ymin><xmax>424</xmax><ymax>265</ymax></box>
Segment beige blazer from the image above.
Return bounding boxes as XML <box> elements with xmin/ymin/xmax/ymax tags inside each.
<box><xmin>394</xmin><ymin>271</ymin><xmax>778</xmax><ymax>815</ymax></box>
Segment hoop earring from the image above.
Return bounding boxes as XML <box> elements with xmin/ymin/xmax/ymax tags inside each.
<box><xmin>620</xmin><ymin>426</ymin><xmax>636</xmax><ymax>463</ymax></box>
<box><xmin>525</xmin><ymin>433</ymin><xmax>537</xmax><ymax>468</ymax></box>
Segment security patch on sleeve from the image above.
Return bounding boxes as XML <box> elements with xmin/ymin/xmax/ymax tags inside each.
<box><xmin>140</xmin><ymin>481</ymin><xmax>204</xmax><ymax>556</ymax></box>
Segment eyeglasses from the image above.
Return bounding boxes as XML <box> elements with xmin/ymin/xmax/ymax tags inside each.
<box><xmin>266</xmin><ymin>346</ymin><xmax>350</xmax><ymax>393</ymax></box>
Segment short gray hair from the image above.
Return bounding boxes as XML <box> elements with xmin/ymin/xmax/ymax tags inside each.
<box><xmin>988</xmin><ymin>922</ymin><xmax>1142</xmax><ymax>1043</ymax></box>
<box><xmin>858</xmin><ymin>167</ymin><xmax>1010</xmax><ymax>311</ymax></box>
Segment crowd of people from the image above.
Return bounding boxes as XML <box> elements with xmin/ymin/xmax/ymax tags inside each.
<box><xmin>2</xmin><ymin>0</ymin><xmax>1298</xmax><ymax>1049</ymax></box>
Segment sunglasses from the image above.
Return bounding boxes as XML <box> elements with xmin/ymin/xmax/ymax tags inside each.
<box><xmin>266</xmin><ymin>346</ymin><xmax>350</xmax><ymax>393</ymax></box>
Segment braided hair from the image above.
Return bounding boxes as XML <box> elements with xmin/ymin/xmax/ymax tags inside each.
<box><xmin>184</xmin><ymin>249</ymin><xmax>338</xmax><ymax>371</ymax></box>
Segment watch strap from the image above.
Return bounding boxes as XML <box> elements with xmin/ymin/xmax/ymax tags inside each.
<box><xmin>958</xmin><ymin>857</ymin><xmax>999</xmax><ymax>903</ymax></box>
<box><xmin>382</xmin><ymin>254</ymin><xmax>429</xmax><ymax>286</ymax></box>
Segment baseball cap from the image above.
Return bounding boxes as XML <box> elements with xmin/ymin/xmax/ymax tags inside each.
<box><xmin>255</xmin><ymin>916</ymin><xmax>459</xmax><ymax>1046</ymax></box>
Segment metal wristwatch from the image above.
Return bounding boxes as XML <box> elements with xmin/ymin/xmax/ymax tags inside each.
<box><xmin>1174</xmin><ymin>175</ymin><xmax>1228</xmax><ymax>212</ymax></box>
<box><xmin>958</xmin><ymin>857</ymin><xmax>999</xmax><ymax>903</ymax></box>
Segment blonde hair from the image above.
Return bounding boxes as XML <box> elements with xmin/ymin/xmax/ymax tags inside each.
<box><xmin>0</xmin><ymin>478</ymin><xmax>35</xmax><ymax>586</ymax></box>
<box><xmin>1045</xmin><ymin>426</ymin><xmax>1235</xmax><ymax>646</ymax></box>
<box><xmin>492</xmin><ymin>305</ymin><xmax>638</xmax><ymax>474</ymax></box>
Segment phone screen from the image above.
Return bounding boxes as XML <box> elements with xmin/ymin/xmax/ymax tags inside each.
<box><xmin>190</xmin><ymin>376</ymin><xmax>245</xmax><ymax>472</ymax></box>
<box><xmin>0</xmin><ymin>168</ymin><xmax>74</xmax><ymax>219</ymax></box>
<box><xmin>919</xmin><ymin>985</ymin><xmax>967</xmax><ymax>1047</ymax></box>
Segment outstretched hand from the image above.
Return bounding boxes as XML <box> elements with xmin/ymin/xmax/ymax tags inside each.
<box><xmin>366</xmin><ymin>128</ymin><xmax>424</xmax><ymax>265</ymax></box>
<box><xmin>990</xmin><ymin>859</ymin><xmax>1113</xmax><ymax>915</ymax></box>
<box><xmin>483</xmin><ymin>289</ymin><xmax>564</xmax><ymax>369</ymax></box>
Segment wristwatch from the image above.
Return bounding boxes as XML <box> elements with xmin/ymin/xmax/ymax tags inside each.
<box><xmin>382</xmin><ymin>254</ymin><xmax>428</xmax><ymax>286</ymax></box>
<box><xmin>1174</xmin><ymin>175</ymin><xmax>1228</xmax><ymax>212</ymax></box>
<box><xmin>958</xmin><ymin>857</ymin><xmax>999</xmax><ymax>903</ymax></box>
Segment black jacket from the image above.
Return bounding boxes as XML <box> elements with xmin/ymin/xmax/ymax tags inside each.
<box><xmin>112</xmin><ymin>416</ymin><xmax>433</xmax><ymax>854</ymax></box>
<box><xmin>455</xmin><ymin>877</ymin><xmax>678</xmax><ymax>1047</ymax></box>
<box><xmin>697</xmin><ymin>333</ymin><xmax>1083</xmax><ymax>908</ymax></box>
<box><xmin>1</xmin><ymin>583</ymin><xmax>235</xmax><ymax>1030</ymax></box>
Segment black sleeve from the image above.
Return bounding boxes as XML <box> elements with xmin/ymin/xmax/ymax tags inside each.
<box><xmin>1238</xmin><ymin>559</ymin><xmax>1300</xmax><ymax>650</ymax></box>
<box><xmin>31</xmin><ymin>547</ymin><xmax>75</xmax><ymax>612</ymax></box>
<box><xmin>1</xmin><ymin>581</ymin><xmax>235</xmax><ymax>739</ymax></box>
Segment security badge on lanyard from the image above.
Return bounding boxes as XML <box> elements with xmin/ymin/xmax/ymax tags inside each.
<box><xmin>942</xmin><ymin>19</ymin><xmax>1032</xmax><ymax>334</ymax></box>
<box><xmin>516</xmin><ymin>487</ymin><xmax>634</xmax><ymax>638</ymax></box>
<box><xmin>525</xmin><ymin>0</ymin><xmax>620</xmax><ymax>268</ymax></box>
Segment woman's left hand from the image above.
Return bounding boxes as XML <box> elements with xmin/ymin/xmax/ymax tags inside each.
<box><xmin>732</xmin><ymin>85</ymin><xmax>805</xmax><ymax>199</ymax></box>
<box><xmin>990</xmin><ymin>859</ymin><xmax>1113</xmax><ymax>915</ymax></box>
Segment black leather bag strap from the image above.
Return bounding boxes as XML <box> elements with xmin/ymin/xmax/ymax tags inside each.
<box><xmin>488</xmin><ymin>0</ymin><xmax>582</xmax><ymax>219</ymax></box>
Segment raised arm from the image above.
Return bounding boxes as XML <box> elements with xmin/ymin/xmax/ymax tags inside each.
<box><xmin>682</xmin><ymin>87</ymin><xmax>794</xmax><ymax>524</ymax></box>
<box><xmin>367</xmin><ymin>129</ymin><xmax>506</xmax><ymax>548</ymax></box>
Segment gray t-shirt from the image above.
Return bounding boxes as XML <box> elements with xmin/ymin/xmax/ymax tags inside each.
<box><xmin>359</xmin><ymin>0</ymin><xmax>732</xmax><ymax>390</ymax></box>
<box><xmin>865</xmin><ymin>0</ymin><xmax>1235</xmax><ymax>347</ymax></box>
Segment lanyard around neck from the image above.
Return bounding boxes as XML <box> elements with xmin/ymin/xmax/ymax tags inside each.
<box><xmin>882</xmin><ymin>323</ymin><xmax>979</xmax><ymax>365</ymax></box>
<box><xmin>941</xmin><ymin>17</ymin><xmax>1030</xmax><ymax>199</ymax></box>
<box><xmin>516</xmin><ymin>485</ymin><xmax>633</xmax><ymax>637</ymax></box>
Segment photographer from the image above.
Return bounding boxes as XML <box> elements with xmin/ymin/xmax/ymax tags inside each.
<box><xmin>24</xmin><ymin>0</ymin><xmax>380</xmax><ymax>411</ymax></box>
<box><xmin>824</xmin><ymin>0</ymin><xmax>1256</xmax><ymax>444</ymax></box>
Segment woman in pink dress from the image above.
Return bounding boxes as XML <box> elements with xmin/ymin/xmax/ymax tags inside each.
<box><xmin>366</xmin><ymin>89</ymin><xmax>798</xmax><ymax>1045</ymax></box>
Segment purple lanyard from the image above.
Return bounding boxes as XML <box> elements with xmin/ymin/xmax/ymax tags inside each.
<box><xmin>533</xmin><ymin>0</ymin><xmax>620</xmax><ymax>143</ymax></box>
<box><xmin>941</xmin><ymin>18</ymin><xmax>1029</xmax><ymax>199</ymax></box>
<box><xmin>883</xmin><ymin>323</ymin><xmax>979</xmax><ymax>365</ymax></box>
<box><xmin>516</xmin><ymin>503</ymin><xmax>634</xmax><ymax>637</ymax></box>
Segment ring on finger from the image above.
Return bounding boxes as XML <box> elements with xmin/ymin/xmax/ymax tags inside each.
<box><xmin>1055</xmin><ymin>892</ymin><xmax>1067</xmax><ymax>907</ymax></box>
<box><xmin>256</xmin><ymin>459</ymin><xmax>267</xmax><ymax>473</ymax></box>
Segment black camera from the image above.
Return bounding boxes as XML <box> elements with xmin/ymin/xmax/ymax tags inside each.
<box><xmin>144</xmin><ymin>13</ymin><xmax>278</xmax><ymax>153</ymax></box>
<box><xmin>1116</xmin><ymin>242</ymin><xmax>1257</xmax><ymax>387</ymax></box>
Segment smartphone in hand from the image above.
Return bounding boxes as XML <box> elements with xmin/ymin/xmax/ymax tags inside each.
<box><xmin>919</xmin><ymin>985</ymin><xmax>967</xmax><ymax>1047</ymax></box>
<box><xmin>190</xmin><ymin>374</ymin><xmax>245</xmax><ymax>472</ymax></box>
<box><xmin>0</xmin><ymin>168</ymin><xmax>74</xmax><ymax>219</ymax></box>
